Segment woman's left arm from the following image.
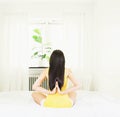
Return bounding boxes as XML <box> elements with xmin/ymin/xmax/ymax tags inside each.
<box><xmin>32</xmin><ymin>69</ymin><xmax>56</xmax><ymax>95</ymax></box>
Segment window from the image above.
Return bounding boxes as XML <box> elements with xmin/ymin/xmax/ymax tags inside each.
<box><xmin>29</xmin><ymin>19</ymin><xmax>64</xmax><ymax>67</ymax></box>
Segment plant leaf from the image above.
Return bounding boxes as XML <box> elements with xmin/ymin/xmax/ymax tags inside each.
<box><xmin>34</xmin><ymin>52</ymin><xmax>38</xmax><ymax>56</ymax></box>
<box><xmin>45</xmin><ymin>55</ymin><xmax>50</xmax><ymax>61</ymax></box>
<box><xmin>41</xmin><ymin>54</ymin><xmax>46</xmax><ymax>59</ymax></box>
<box><xmin>33</xmin><ymin>29</ymin><xmax>41</xmax><ymax>34</ymax></box>
<box><xmin>32</xmin><ymin>35</ymin><xmax>42</xmax><ymax>43</ymax></box>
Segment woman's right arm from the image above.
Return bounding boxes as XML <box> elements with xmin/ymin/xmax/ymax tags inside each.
<box><xmin>56</xmin><ymin>68</ymin><xmax>80</xmax><ymax>95</ymax></box>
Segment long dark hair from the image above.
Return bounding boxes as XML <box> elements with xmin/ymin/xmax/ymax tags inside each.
<box><xmin>49</xmin><ymin>50</ymin><xmax>65</xmax><ymax>91</ymax></box>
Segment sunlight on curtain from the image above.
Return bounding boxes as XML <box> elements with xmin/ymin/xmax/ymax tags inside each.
<box><xmin>63</xmin><ymin>12</ymin><xmax>93</xmax><ymax>89</ymax></box>
<box><xmin>63</xmin><ymin>12</ymin><xmax>83</xmax><ymax>70</ymax></box>
<box><xmin>0</xmin><ymin>12</ymin><xmax>29</xmax><ymax>91</ymax></box>
<box><xmin>0</xmin><ymin>13</ymin><xmax>4</xmax><ymax>91</ymax></box>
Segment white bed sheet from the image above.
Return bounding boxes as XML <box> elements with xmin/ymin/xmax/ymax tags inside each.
<box><xmin>0</xmin><ymin>91</ymin><xmax>120</xmax><ymax>117</ymax></box>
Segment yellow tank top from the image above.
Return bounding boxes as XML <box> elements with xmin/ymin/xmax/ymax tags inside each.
<box><xmin>43</xmin><ymin>69</ymin><xmax>72</xmax><ymax>108</ymax></box>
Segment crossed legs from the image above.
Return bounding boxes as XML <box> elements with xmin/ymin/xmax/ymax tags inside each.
<box><xmin>68</xmin><ymin>92</ymin><xmax>77</xmax><ymax>105</ymax></box>
<box><xmin>32</xmin><ymin>91</ymin><xmax>77</xmax><ymax>106</ymax></box>
<box><xmin>31</xmin><ymin>91</ymin><xmax>46</xmax><ymax>105</ymax></box>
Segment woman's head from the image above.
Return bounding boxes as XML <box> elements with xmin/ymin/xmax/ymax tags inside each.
<box><xmin>49</xmin><ymin>49</ymin><xmax>65</xmax><ymax>90</ymax></box>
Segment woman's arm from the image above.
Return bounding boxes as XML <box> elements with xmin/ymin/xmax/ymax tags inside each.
<box><xmin>32</xmin><ymin>69</ymin><xmax>56</xmax><ymax>95</ymax></box>
<box><xmin>57</xmin><ymin>68</ymin><xmax>80</xmax><ymax>95</ymax></box>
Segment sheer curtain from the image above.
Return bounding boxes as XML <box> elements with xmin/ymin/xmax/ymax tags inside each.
<box><xmin>63</xmin><ymin>11</ymin><xmax>93</xmax><ymax>90</ymax></box>
<box><xmin>63</xmin><ymin>13</ymin><xmax>82</xmax><ymax>70</ymax></box>
<box><xmin>0</xmin><ymin>12</ymin><xmax>29</xmax><ymax>91</ymax></box>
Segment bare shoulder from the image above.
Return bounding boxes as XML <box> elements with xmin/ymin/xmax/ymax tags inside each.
<box><xmin>41</xmin><ymin>68</ymin><xmax>48</xmax><ymax>76</ymax></box>
<box><xmin>43</xmin><ymin>68</ymin><xmax>49</xmax><ymax>78</ymax></box>
<box><xmin>43</xmin><ymin>68</ymin><xmax>49</xmax><ymax>72</ymax></box>
<box><xmin>65</xmin><ymin>68</ymin><xmax>72</xmax><ymax>76</ymax></box>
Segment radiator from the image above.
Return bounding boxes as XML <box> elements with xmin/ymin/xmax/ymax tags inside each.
<box><xmin>29</xmin><ymin>75</ymin><xmax>48</xmax><ymax>91</ymax></box>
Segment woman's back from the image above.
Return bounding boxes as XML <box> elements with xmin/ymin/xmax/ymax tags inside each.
<box><xmin>45</xmin><ymin>68</ymin><xmax>70</xmax><ymax>91</ymax></box>
<box><xmin>43</xmin><ymin>68</ymin><xmax>73</xmax><ymax>108</ymax></box>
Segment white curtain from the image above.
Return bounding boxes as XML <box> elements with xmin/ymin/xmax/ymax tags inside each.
<box><xmin>64</xmin><ymin>13</ymin><xmax>85</xmax><ymax>71</ymax></box>
<box><xmin>0</xmin><ymin>12</ymin><xmax>29</xmax><ymax>91</ymax></box>
<box><xmin>63</xmin><ymin>12</ymin><xmax>94</xmax><ymax>90</ymax></box>
<box><xmin>64</xmin><ymin>11</ymin><xmax>93</xmax><ymax>73</ymax></box>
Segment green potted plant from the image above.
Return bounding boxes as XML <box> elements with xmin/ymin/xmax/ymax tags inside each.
<box><xmin>31</xmin><ymin>28</ymin><xmax>52</xmax><ymax>67</ymax></box>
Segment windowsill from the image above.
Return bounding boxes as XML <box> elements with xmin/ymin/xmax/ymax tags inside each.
<box><xmin>29</xmin><ymin>67</ymin><xmax>48</xmax><ymax>69</ymax></box>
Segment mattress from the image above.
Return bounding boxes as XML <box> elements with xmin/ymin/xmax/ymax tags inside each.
<box><xmin>0</xmin><ymin>90</ymin><xmax>120</xmax><ymax>117</ymax></box>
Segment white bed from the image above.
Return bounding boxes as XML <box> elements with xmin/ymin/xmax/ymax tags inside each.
<box><xmin>0</xmin><ymin>91</ymin><xmax>120</xmax><ymax>117</ymax></box>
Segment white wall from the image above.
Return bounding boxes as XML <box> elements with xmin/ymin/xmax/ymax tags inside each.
<box><xmin>93</xmin><ymin>0</ymin><xmax>120</xmax><ymax>98</ymax></box>
<box><xmin>0</xmin><ymin>2</ymin><xmax>94</xmax><ymax>91</ymax></box>
<box><xmin>28</xmin><ymin>2</ymin><xmax>95</xmax><ymax>90</ymax></box>
<box><xmin>1</xmin><ymin>0</ymin><xmax>120</xmax><ymax>98</ymax></box>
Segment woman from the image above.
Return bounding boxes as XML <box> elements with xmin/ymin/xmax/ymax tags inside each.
<box><xmin>32</xmin><ymin>49</ymin><xmax>80</xmax><ymax>108</ymax></box>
